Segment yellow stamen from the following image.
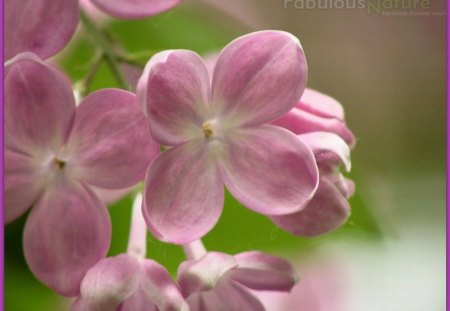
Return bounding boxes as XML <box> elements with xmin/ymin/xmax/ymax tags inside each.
<box><xmin>53</xmin><ymin>158</ymin><xmax>66</xmax><ymax>170</ymax></box>
<box><xmin>202</xmin><ymin>122</ymin><xmax>214</xmax><ymax>138</ymax></box>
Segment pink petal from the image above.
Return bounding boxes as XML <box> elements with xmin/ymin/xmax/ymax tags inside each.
<box><xmin>270</xmin><ymin>177</ymin><xmax>351</xmax><ymax>237</ymax></box>
<box><xmin>4</xmin><ymin>149</ymin><xmax>44</xmax><ymax>223</ymax></box>
<box><xmin>80</xmin><ymin>254</ymin><xmax>140</xmax><ymax>310</ymax></box>
<box><xmin>212</xmin><ymin>31</ymin><xmax>307</xmax><ymax>127</ymax></box>
<box><xmin>327</xmin><ymin>174</ymin><xmax>356</xmax><ymax>199</ymax></box>
<box><xmin>140</xmin><ymin>259</ymin><xmax>190</xmax><ymax>311</ymax></box>
<box><xmin>228</xmin><ymin>251</ymin><xmax>298</xmax><ymax>292</ymax></box>
<box><xmin>90</xmin><ymin>0</ymin><xmax>182</xmax><ymax>19</ymax></box>
<box><xmin>5</xmin><ymin>53</ymin><xmax>76</xmax><ymax>156</ymax></box>
<box><xmin>220</xmin><ymin>125</ymin><xmax>319</xmax><ymax>216</ymax></box>
<box><xmin>137</xmin><ymin>50</ymin><xmax>211</xmax><ymax>146</ymax></box>
<box><xmin>67</xmin><ymin>89</ymin><xmax>159</xmax><ymax>189</ymax></box>
<box><xmin>178</xmin><ymin>252</ymin><xmax>238</xmax><ymax>298</ymax></box>
<box><xmin>213</xmin><ymin>280</ymin><xmax>265</xmax><ymax>311</ymax></box>
<box><xmin>296</xmin><ymin>88</ymin><xmax>345</xmax><ymax>120</ymax></box>
<box><xmin>118</xmin><ymin>288</ymin><xmax>157</xmax><ymax>311</ymax></box>
<box><xmin>23</xmin><ymin>182</ymin><xmax>111</xmax><ymax>296</ymax></box>
<box><xmin>186</xmin><ymin>292</ymin><xmax>220</xmax><ymax>311</ymax></box>
<box><xmin>299</xmin><ymin>132</ymin><xmax>351</xmax><ymax>172</ymax></box>
<box><xmin>71</xmin><ymin>298</ymin><xmax>90</xmax><ymax>311</ymax></box>
<box><xmin>143</xmin><ymin>141</ymin><xmax>224</xmax><ymax>244</ymax></box>
<box><xmin>272</xmin><ymin>104</ymin><xmax>356</xmax><ymax>147</ymax></box>
<box><xmin>5</xmin><ymin>0</ymin><xmax>79</xmax><ymax>60</ymax></box>
<box><xmin>186</xmin><ymin>281</ymin><xmax>265</xmax><ymax>311</ymax></box>
<box><xmin>92</xmin><ymin>185</ymin><xmax>135</xmax><ymax>205</ymax></box>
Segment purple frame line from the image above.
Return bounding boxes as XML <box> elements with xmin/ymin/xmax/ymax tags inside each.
<box><xmin>1</xmin><ymin>0</ymin><xmax>4</xmax><ymax>308</ymax></box>
<box><xmin>446</xmin><ymin>0</ymin><xmax>450</xmax><ymax>310</ymax></box>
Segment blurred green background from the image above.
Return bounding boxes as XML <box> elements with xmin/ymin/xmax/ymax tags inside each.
<box><xmin>5</xmin><ymin>0</ymin><xmax>445</xmax><ymax>310</ymax></box>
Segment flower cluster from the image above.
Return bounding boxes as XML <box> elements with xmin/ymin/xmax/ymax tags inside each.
<box><xmin>5</xmin><ymin>1</ymin><xmax>355</xmax><ymax>310</ymax></box>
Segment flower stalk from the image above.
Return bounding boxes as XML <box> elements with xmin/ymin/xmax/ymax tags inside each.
<box><xmin>79</xmin><ymin>9</ymin><xmax>128</xmax><ymax>89</ymax></box>
<box><xmin>127</xmin><ymin>193</ymin><xmax>147</xmax><ymax>259</ymax></box>
<box><xmin>183</xmin><ymin>240</ymin><xmax>207</xmax><ymax>260</ymax></box>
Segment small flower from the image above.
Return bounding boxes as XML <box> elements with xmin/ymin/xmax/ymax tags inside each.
<box><xmin>5</xmin><ymin>0</ymin><xmax>183</xmax><ymax>61</ymax></box>
<box><xmin>5</xmin><ymin>53</ymin><xmax>159</xmax><ymax>296</ymax></box>
<box><xmin>272</xmin><ymin>88</ymin><xmax>356</xmax><ymax>147</ymax></box>
<box><xmin>178</xmin><ymin>243</ymin><xmax>298</xmax><ymax>311</ymax></box>
<box><xmin>270</xmin><ymin>90</ymin><xmax>356</xmax><ymax>237</ymax></box>
<box><xmin>5</xmin><ymin>0</ymin><xmax>79</xmax><ymax>60</ymax></box>
<box><xmin>72</xmin><ymin>195</ymin><xmax>189</xmax><ymax>311</ymax></box>
<box><xmin>137</xmin><ymin>30</ymin><xmax>320</xmax><ymax>244</ymax></box>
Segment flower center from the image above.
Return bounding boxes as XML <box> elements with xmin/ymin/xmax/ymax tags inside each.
<box><xmin>53</xmin><ymin>157</ymin><xmax>66</xmax><ymax>170</ymax></box>
<box><xmin>202</xmin><ymin>122</ymin><xmax>214</xmax><ymax>139</ymax></box>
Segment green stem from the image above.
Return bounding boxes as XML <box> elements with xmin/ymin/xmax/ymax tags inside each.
<box><xmin>79</xmin><ymin>10</ymin><xmax>128</xmax><ymax>89</ymax></box>
<box><xmin>77</xmin><ymin>51</ymin><xmax>104</xmax><ymax>97</ymax></box>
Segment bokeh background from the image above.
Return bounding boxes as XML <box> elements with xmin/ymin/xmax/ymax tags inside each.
<box><xmin>5</xmin><ymin>0</ymin><xmax>446</xmax><ymax>310</ymax></box>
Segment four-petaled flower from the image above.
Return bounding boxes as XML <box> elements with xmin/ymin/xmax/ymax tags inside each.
<box><xmin>178</xmin><ymin>249</ymin><xmax>298</xmax><ymax>311</ymax></box>
<box><xmin>137</xmin><ymin>30</ymin><xmax>320</xmax><ymax>244</ymax></box>
<box><xmin>72</xmin><ymin>195</ymin><xmax>189</xmax><ymax>311</ymax></box>
<box><xmin>5</xmin><ymin>52</ymin><xmax>159</xmax><ymax>296</ymax></box>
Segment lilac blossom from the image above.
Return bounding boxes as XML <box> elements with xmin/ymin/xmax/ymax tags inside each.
<box><xmin>5</xmin><ymin>52</ymin><xmax>159</xmax><ymax>296</ymax></box>
<box><xmin>270</xmin><ymin>90</ymin><xmax>356</xmax><ymax>237</ymax></box>
<box><xmin>72</xmin><ymin>194</ymin><xmax>189</xmax><ymax>311</ymax></box>
<box><xmin>5</xmin><ymin>0</ymin><xmax>79</xmax><ymax>60</ymax></box>
<box><xmin>137</xmin><ymin>30</ymin><xmax>320</xmax><ymax>244</ymax></box>
<box><xmin>272</xmin><ymin>88</ymin><xmax>356</xmax><ymax>147</ymax></box>
<box><xmin>5</xmin><ymin>0</ymin><xmax>183</xmax><ymax>61</ymax></box>
<box><xmin>178</xmin><ymin>241</ymin><xmax>298</xmax><ymax>311</ymax></box>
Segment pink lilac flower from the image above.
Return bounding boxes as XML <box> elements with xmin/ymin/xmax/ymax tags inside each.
<box><xmin>137</xmin><ymin>30</ymin><xmax>320</xmax><ymax>244</ymax></box>
<box><xmin>5</xmin><ymin>0</ymin><xmax>79</xmax><ymax>60</ymax></box>
<box><xmin>178</xmin><ymin>241</ymin><xmax>298</xmax><ymax>311</ymax></box>
<box><xmin>5</xmin><ymin>52</ymin><xmax>159</xmax><ymax>296</ymax></box>
<box><xmin>5</xmin><ymin>0</ymin><xmax>183</xmax><ymax>61</ymax></box>
<box><xmin>272</xmin><ymin>88</ymin><xmax>356</xmax><ymax>147</ymax></box>
<box><xmin>270</xmin><ymin>90</ymin><xmax>356</xmax><ymax>237</ymax></box>
<box><xmin>72</xmin><ymin>194</ymin><xmax>189</xmax><ymax>311</ymax></box>
<box><xmin>205</xmin><ymin>52</ymin><xmax>355</xmax><ymax>238</ymax></box>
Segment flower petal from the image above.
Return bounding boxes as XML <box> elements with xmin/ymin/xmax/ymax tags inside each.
<box><xmin>186</xmin><ymin>280</ymin><xmax>265</xmax><ymax>311</ymax></box>
<box><xmin>71</xmin><ymin>297</ymin><xmax>90</xmax><ymax>311</ymax></box>
<box><xmin>228</xmin><ymin>251</ymin><xmax>297</xmax><ymax>292</ymax></box>
<box><xmin>140</xmin><ymin>259</ymin><xmax>190</xmax><ymax>311</ymax></box>
<box><xmin>270</xmin><ymin>177</ymin><xmax>351</xmax><ymax>237</ymax></box>
<box><xmin>90</xmin><ymin>0</ymin><xmax>181</xmax><ymax>19</ymax></box>
<box><xmin>220</xmin><ymin>125</ymin><xmax>319</xmax><ymax>216</ymax></box>
<box><xmin>4</xmin><ymin>148</ymin><xmax>44</xmax><ymax>223</ymax></box>
<box><xmin>186</xmin><ymin>292</ymin><xmax>220</xmax><ymax>311</ymax></box>
<box><xmin>118</xmin><ymin>288</ymin><xmax>158</xmax><ymax>311</ymax></box>
<box><xmin>299</xmin><ymin>132</ymin><xmax>351</xmax><ymax>172</ymax></box>
<box><xmin>178</xmin><ymin>252</ymin><xmax>238</xmax><ymax>298</ymax></box>
<box><xmin>92</xmin><ymin>185</ymin><xmax>135</xmax><ymax>205</ymax></box>
<box><xmin>5</xmin><ymin>53</ymin><xmax>76</xmax><ymax>156</ymax></box>
<box><xmin>5</xmin><ymin>0</ymin><xmax>79</xmax><ymax>60</ymax></box>
<box><xmin>80</xmin><ymin>254</ymin><xmax>140</xmax><ymax>310</ymax></box>
<box><xmin>214</xmin><ymin>280</ymin><xmax>265</xmax><ymax>311</ymax></box>
<box><xmin>212</xmin><ymin>31</ymin><xmax>307</xmax><ymax>127</ymax></box>
<box><xmin>297</xmin><ymin>88</ymin><xmax>345</xmax><ymax>120</ymax></box>
<box><xmin>272</xmin><ymin>104</ymin><xmax>356</xmax><ymax>147</ymax></box>
<box><xmin>143</xmin><ymin>141</ymin><xmax>224</xmax><ymax>244</ymax></box>
<box><xmin>67</xmin><ymin>89</ymin><xmax>159</xmax><ymax>189</ymax></box>
<box><xmin>327</xmin><ymin>174</ymin><xmax>356</xmax><ymax>199</ymax></box>
<box><xmin>23</xmin><ymin>181</ymin><xmax>111</xmax><ymax>296</ymax></box>
<box><xmin>137</xmin><ymin>50</ymin><xmax>211</xmax><ymax>146</ymax></box>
